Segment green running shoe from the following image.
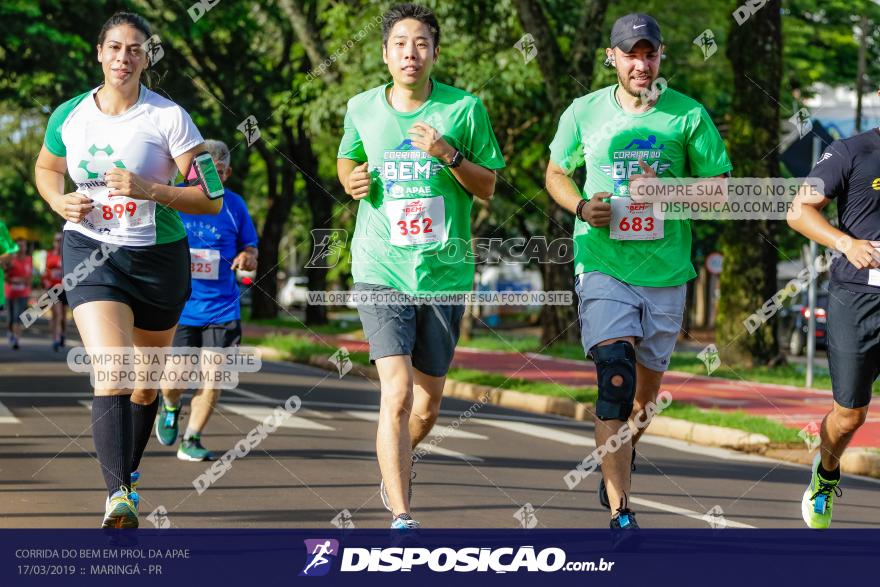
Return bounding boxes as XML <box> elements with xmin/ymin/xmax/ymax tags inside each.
<box><xmin>177</xmin><ymin>434</ymin><xmax>214</xmax><ymax>462</ymax></box>
<box><xmin>155</xmin><ymin>402</ymin><xmax>180</xmax><ymax>446</ymax></box>
<box><xmin>102</xmin><ymin>487</ymin><xmax>138</xmax><ymax>529</ymax></box>
<box><xmin>802</xmin><ymin>454</ymin><xmax>842</xmax><ymax>529</ymax></box>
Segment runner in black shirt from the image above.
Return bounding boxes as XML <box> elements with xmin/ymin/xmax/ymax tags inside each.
<box><xmin>788</xmin><ymin>128</ymin><xmax>880</xmax><ymax>528</ymax></box>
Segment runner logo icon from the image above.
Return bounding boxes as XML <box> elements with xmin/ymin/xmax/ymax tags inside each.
<box><xmin>300</xmin><ymin>539</ymin><xmax>339</xmax><ymax>577</ymax></box>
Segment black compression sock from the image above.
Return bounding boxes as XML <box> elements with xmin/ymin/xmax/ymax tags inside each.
<box><xmin>130</xmin><ymin>395</ymin><xmax>160</xmax><ymax>473</ymax></box>
<box><xmin>91</xmin><ymin>396</ymin><xmax>133</xmax><ymax>497</ymax></box>
<box><xmin>818</xmin><ymin>461</ymin><xmax>841</xmax><ymax>481</ymax></box>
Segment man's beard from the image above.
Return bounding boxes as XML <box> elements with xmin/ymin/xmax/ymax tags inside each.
<box><xmin>617</xmin><ymin>69</ymin><xmax>656</xmax><ymax>100</ymax></box>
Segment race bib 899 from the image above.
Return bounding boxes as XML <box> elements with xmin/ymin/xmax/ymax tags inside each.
<box><xmin>82</xmin><ymin>189</ymin><xmax>154</xmax><ymax>231</ymax></box>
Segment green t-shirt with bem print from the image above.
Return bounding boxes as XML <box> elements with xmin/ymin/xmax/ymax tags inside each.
<box><xmin>338</xmin><ymin>80</ymin><xmax>505</xmax><ymax>294</ymax></box>
<box><xmin>550</xmin><ymin>84</ymin><xmax>732</xmax><ymax>287</ymax></box>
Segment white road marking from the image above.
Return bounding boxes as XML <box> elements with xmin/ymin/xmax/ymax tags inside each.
<box><xmin>0</xmin><ymin>401</ymin><xmax>20</xmax><ymax>424</ymax></box>
<box><xmin>416</xmin><ymin>444</ymin><xmax>483</xmax><ymax>463</ymax></box>
<box><xmin>475</xmin><ymin>418</ymin><xmax>595</xmax><ymax>447</ymax></box>
<box><xmin>630</xmin><ymin>497</ymin><xmax>756</xmax><ymax>528</ymax></box>
<box><xmin>221</xmin><ymin>404</ymin><xmax>334</xmax><ymax>431</ymax></box>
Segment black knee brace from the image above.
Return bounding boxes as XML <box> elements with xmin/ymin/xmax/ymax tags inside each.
<box><xmin>591</xmin><ymin>341</ymin><xmax>637</xmax><ymax>421</ymax></box>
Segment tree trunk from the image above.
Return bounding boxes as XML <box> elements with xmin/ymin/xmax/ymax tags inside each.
<box><xmin>539</xmin><ymin>206</ymin><xmax>577</xmax><ymax>346</ymax></box>
<box><xmin>296</xmin><ymin>118</ymin><xmax>332</xmax><ymax>326</ymax></box>
<box><xmin>513</xmin><ymin>0</ymin><xmax>609</xmax><ymax>348</ymax></box>
<box><xmin>251</xmin><ymin>134</ymin><xmax>295</xmax><ymax>319</ymax></box>
<box><xmin>715</xmin><ymin>0</ymin><xmax>782</xmax><ymax>366</ymax></box>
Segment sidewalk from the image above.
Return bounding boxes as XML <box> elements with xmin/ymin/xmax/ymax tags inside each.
<box><xmin>242</xmin><ymin>323</ymin><xmax>880</xmax><ymax>448</ymax></box>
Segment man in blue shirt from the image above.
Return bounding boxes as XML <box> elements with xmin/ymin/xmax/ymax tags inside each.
<box><xmin>155</xmin><ymin>139</ymin><xmax>259</xmax><ymax>461</ymax></box>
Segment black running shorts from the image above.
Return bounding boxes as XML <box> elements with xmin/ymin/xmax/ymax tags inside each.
<box><xmin>826</xmin><ymin>282</ymin><xmax>880</xmax><ymax>409</ymax></box>
<box><xmin>62</xmin><ymin>230</ymin><xmax>191</xmax><ymax>332</ymax></box>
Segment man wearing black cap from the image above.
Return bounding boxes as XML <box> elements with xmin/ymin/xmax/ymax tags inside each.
<box><xmin>546</xmin><ymin>13</ymin><xmax>732</xmax><ymax>528</ymax></box>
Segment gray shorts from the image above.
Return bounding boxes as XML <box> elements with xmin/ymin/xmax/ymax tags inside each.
<box><xmin>354</xmin><ymin>283</ymin><xmax>465</xmax><ymax>377</ymax></box>
<box><xmin>576</xmin><ymin>271</ymin><xmax>686</xmax><ymax>372</ymax></box>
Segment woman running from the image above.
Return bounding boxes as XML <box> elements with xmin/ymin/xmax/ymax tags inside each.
<box><xmin>34</xmin><ymin>11</ymin><xmax>222</xmax><ymax>528</ymax></box>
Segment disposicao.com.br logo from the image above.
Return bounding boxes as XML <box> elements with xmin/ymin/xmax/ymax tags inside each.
<box><xmin>300</xmin><ymin>540</ymin><xmax>614</xmax><ymax>575</ymax></box>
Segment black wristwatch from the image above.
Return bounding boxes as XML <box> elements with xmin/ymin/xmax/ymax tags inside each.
<box><xmin>448</xmin><ymin>149</ymin><xmax>464</xmax><ymax>168</ymax></box>
<box><xmin>576</xmin><ymin>198</ymin><xmax>588</xmax><ymax>222</ymax></box>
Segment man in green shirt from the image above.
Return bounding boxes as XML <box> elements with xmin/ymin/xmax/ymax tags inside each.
<box><xmin>337</xmin><ymin>3</ymin><xmax>504</xmax><ymax>530</ymax></box>
<box><xmin>0</xmin><ymin>221</ymin><xmax>21</xmax><ymax>312</ymax></box>
<box><xmin>546</xmin><ymin>13</ymin><xmax>732</xmax><ymax>529</ymax></box>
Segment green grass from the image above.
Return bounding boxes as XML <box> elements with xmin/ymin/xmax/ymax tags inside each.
<box><xmin>243</xmin><ymin>334</ymin><xmax>370</xmax><ymax>365</ymax></box>
<box><xmin>241</xmin><ymin>308</ymin><xmax>362</xmax><ymax>335</ymax></box>
<box><xmin>460</xmin><ymin>334</ymin><xmax>585</xmax><ymax>360</ymax></box>
<box><xmin>661</xmin><ymin>403</ymin><xmax>802</xmax><ymax>444</ymax></box>
<box><xmin>446</xmin><ymin>368</ymin><xmax>599</xmax><ymax>404</ymax></box>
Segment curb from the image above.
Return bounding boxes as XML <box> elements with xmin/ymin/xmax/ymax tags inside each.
<box><xmin>645</xmin><ymin>415</ymin><xmax>770</xmax><ymax>453</ymax></box>
<box><xmin>764</xmin><ymin>446</ymin><xmax>880</xmax><ymax>478</ymax></box>
<box><xmin>261</xmin><ymin>348</ymin><xmax>880</xmax><ymax>479</ymax></box>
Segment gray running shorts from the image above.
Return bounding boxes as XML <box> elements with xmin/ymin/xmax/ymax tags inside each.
<box><xmin>354</xmin><ymin>283</ymin><xmax>464</xmax><ymax>377</ymax></box>
<box><xmin>576</xmin><ymin>271</ymin><xmax>686</xmax><ymax>372</ymax></box>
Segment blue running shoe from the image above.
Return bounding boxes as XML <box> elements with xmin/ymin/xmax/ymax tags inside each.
<box><xmin>156</xmin><ymin>402</ymin><xmax>180</xmax><ymax>446</ymax></box>
<box><xmin>390</xmin><ymin>513</ymin><xmax>420</xmax><ymax>530</ymax></box>
<box><xmin>130</xmin><ymin>471</ymin><xmax>140</xmax><ymax>508</ymax></box>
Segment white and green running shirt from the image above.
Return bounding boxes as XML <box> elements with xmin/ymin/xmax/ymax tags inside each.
<box><xmin>338</xmin><ymin>80</ymin><xmax>505</xmax><ymax>294</ymax></box>
<box><xmin>43</xmin><ymin>85</ymin><xmax>204</xmax><ymax>247</ymax></box>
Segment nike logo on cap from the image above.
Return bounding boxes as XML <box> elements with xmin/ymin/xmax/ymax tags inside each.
<box><xmin>633</xmin><ymin>24</ymin><xmax>647</xmax><ymax>29</ymax></box>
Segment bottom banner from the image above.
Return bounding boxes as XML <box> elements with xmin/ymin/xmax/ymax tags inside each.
<box><xmin>1</xmin><ymin>529</ymin><xmax>875</xmax><ymax>586</ymax></box>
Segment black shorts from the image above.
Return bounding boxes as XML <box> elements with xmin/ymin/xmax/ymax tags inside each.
<box><xmin>173</xmin><ymin>320</ymin><xmax>242</xmax><ymax>348</ymax></box>
<box><xmin>62</xmin><ymin>230</ymin><xmax>191</xmax><ymax>332</ymax></box>
<box><xmin>827</xmin><ymin>282</ymin><xmax>880</xmax><ymax>409</ymax></box>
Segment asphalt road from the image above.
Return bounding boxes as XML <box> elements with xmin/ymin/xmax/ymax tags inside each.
<box><xmin>1</xmin><ymin>330</ymin><xmax>878</xmax><ymax>530</ymax></box>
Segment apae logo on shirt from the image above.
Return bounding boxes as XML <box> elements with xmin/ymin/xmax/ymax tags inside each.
<box><xmin>601</xmin><ymin>135</ymin><xmax>672</xmax><ymax>196</ymax></box>
<box><xmin>77</xmin><ymin>144</ymin><xmax>126</xmax><ymax>180</ymax></box>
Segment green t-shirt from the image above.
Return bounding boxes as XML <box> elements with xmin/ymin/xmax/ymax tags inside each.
<box><xmin>338</xmin><ymin>80</ymin><xmax>505</xmax><ymax>294</ymax></box>
<box><xmin>0</xmin><ymin>221</ymin><xmax>20</xmax><ymax>308</ymax></box>
<box><xmin>550</xmin><ymin>85</ymin><xmax>732</xmax><ymax>287</ymax></box>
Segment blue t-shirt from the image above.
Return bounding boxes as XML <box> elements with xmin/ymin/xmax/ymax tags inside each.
<box><xmin>178</xmin><ymin>188</ymin><xmax>259</xmax><ymax>326</ymax></box>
